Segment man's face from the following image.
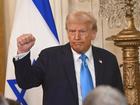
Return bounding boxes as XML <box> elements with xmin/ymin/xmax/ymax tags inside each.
<box><xmin>67</xmin><ymin>22</ymin><xmax>96</xmax><ymax>53</ymax></box>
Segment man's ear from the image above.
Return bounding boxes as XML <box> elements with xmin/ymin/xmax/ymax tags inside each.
<box><xmin>91</xmin><ymin>31</ymin><xmax>96</xmax><ymax>40</ymax></box>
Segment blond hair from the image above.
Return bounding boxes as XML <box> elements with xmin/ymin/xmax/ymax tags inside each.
<box><xmin>66</xmin><ymin>11</ymin><xmax>97</xmax><ymax>32</ymax></box>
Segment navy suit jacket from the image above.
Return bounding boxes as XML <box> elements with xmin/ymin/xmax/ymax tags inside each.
<box><xmin>13</xmin><ymin>43</ymin><xmax>123</xmax><ymax>105</ymax></box>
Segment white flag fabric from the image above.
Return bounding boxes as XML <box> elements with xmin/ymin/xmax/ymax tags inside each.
<box><xmin>4</xmin><ymin>0</ymin><xmax>59</xmax><ymax>105</ymax></box>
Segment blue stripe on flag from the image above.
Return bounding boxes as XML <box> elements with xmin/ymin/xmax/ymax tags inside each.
<box><xmin>32</xmin><ymin>0</ymin><xmax>59</xmax><ymax>42</ymax></box>
<box><xmin>7</xmin><ymin>79</ymin><xmax>28</xmax><ymax>105</ymax></box>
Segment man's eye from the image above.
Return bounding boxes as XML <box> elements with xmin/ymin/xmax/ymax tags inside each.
<box><xmin>79</xmin><ymin>30</ymin><xmax>87</xmax><ymax>35</ymax></box>
<box><xmin>69</xmin><ymin>30</ymin><xmax>76</xmax><ymax>33</ymax></box>
<box><xmin>71</xmin><ymin>30</ymin><xmax>75</xmax><ymax>33</ymax></box>
<box><xmin>80</xmin><ymin>30</ymin><xmax>86</xmax><ymax>33</ymax></box>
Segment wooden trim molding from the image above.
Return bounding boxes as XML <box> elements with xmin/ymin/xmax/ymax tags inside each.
<box><xmin>0</xmin><ymin>0</ymin><xmax>6</xmax><ymax>94</ymax></box>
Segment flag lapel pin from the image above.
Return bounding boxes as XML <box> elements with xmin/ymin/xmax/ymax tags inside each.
<box><xmin>99</xmin><ymin>59</ymin><xmax>103</xmax><ymax>64</ymax></box>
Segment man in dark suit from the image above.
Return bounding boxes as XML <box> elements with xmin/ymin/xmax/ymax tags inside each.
<box><xmin>13</xmin><ymin>11</ymin><xmax>123</xmax><ymax>105</ymax></box>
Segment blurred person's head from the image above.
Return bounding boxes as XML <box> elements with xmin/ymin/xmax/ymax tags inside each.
<box><xmin>0</xmin><ymin>95</ymin><xmax>9</xmax><ymax>105</ymax></box>
<box><xmin>0</xmin><ymin>95</ymin><xmax>20</xmax><ymax>105</ymax></box>
<box><xmin>83</xmin><ymin>85</ymin><xmax>127</xmax><ymax>105</ymax></box>
<box><xmin>6</xmin><ymin>99</ymin><xmax>20</xmax><ymax>105</ymax></box>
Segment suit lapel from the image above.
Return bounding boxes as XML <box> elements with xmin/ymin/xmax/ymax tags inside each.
<box><xmin>92</xmin><ymin>46</ymin><xmax>104</xmax><ymax>86</ymax></box>
<box><xmin>61</xmin><ymin>45</ymin><xmax>104</xmax><ymax>100</ymax></box>
<box><xmin>62</xmin><ymin>43</ymin><xmax>78</xmax><ymax>102</ymax></box>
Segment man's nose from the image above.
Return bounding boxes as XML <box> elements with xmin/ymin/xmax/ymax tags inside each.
<box><xmin>74</xmin><ymin>31</ymin><xmax>81</xmax><ymax>39</ymax></box>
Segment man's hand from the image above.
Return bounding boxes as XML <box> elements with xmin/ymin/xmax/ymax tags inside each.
<box><xmin>17</xmin><ymin>34</ymin><xmax>36</xmax><ymax>54</ymax></box>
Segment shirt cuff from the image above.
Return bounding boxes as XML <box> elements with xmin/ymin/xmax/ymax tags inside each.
<box><xmin>14</xmin><ymin>51</ymin><xmax>30</xmax><ymax>61</ymax></box>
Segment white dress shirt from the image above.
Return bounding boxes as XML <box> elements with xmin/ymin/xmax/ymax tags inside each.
<box><xmin>71</xmin><ymin>46</ymin><xmax>96</xmax><ymax>105</ymax></box>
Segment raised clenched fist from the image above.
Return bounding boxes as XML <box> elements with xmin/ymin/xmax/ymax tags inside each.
<box><xmin>17</xmin><ymin>34</ymin><xmax>36</xmax><ymax>54</ymax></box>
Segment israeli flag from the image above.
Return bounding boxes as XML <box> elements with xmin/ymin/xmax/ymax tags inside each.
<box><xmin>4</xmin><ymin>0</ymin><xmax>59</xmax><ymax>105</ymax></box>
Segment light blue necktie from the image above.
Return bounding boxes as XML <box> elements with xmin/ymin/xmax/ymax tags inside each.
<box><xmin>80</xmin><ymin>54</ymin><xmax>94</xmax><ymax>100</ymax></box>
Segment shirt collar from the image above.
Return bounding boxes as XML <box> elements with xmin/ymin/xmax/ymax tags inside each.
<box><xmin>71</xmin><ymin>46</ymin><xmax>93</xmax><ymax>61</ymax></box>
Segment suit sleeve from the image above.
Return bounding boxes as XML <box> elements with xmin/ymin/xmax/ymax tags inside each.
<box><xmin>13</xmin><ymin>52</ymin><xmax>45</xmax><ymax>89</ymax></box>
